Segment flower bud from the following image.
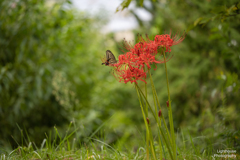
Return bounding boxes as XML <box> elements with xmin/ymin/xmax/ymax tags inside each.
<box><xmin>166</xmin><ymin>100</ymin><xmax>169</xmax><ymax>107</ymax></box>
<box><xmin>158</xmin><ymin>110</ymin><xmax>162</xmax><ymax>117</ymax></box>
<box><xmin>147</xmin><ymin>118</ymin><xmax>150</xmax><ymax>124</ymax></box>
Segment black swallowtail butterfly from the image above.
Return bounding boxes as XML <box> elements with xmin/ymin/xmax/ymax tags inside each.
<box><xmin>102</xmin><ymin>50</ymin><xmax>117</xmax><ymax>66</ymax></box>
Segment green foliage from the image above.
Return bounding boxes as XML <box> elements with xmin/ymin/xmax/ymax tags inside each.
<box><xmin>0</xmin><ymin>0</ymin><xmax>71</xmax><ymax>148</ymax></box>
<box><xmin>194</xmin><ymin>2</ymin><xmax>240</xmax><ymax>25</ymax></box>
<box><xmin>124</xmin><ymin>0</ymin><xmax>240</xmax><ymax>153</ymax></box>
<box><xmin>116</xmin><ymin>0</ymin><xmax>155</xmax><ymax>12</ymax></box>
<box><xmin>0</xmin><ymin>0</ymin><xmax>140</xmax><ymax>150</ymax></box>
<box><xmin>1</xmin><ymin>0</ymin><xmax>239</xmax><ymax>157</ymax></box>
<box><xmin>116</xmin><ymin>0</ymin><xmax>133</xmax><ymax>12</ymax></box>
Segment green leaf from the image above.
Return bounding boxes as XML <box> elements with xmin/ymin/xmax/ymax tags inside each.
<box><xmin>237</xmin><ymin>2</ymin><xmax>240</xmax><ymax>9</ymax></box>
<box><xmin>116</xmin><ymin>0</ymin><xmax>132</xmax><ymax>12</ymax></box>
<box><xmin>226</xmin><ymin>5</ymin><xmax>238</xmax><ymax>15</ymax></box>
<box><xmin>211</xmin><ymin>6</ymin><xmax>226</xmax><ymax>14</ymax></box>
<box><xmin>140</xmin><ymin>0</ymin><xmax>144</xmax><ymax>7</ymax></box>
<box><xmin>194</xmin><ymin>17</ymin><xmax>203</xmax><ymax>26</ymax></box>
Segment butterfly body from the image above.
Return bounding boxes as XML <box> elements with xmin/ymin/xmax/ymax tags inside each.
<box><xmin>102</xmin><ymin>50</ymin><xmax>117</xmax><ymax>66</ymax></box>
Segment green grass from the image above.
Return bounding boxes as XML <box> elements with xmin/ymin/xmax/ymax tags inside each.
<box><xmin>1</xmin><ymin>121</ymin><xmax>239</xmax><ymax>160</ymax></box>
<box><xmin>0</xmin><ymin>137</ymin><xmax>145</xmax><ymax>160</ymax></box>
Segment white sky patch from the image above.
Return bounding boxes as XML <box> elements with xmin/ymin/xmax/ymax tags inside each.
<box><xmin>71</xmin><ymin>0</ymin><xmax>151</xmax><ymax>32</ymax></box>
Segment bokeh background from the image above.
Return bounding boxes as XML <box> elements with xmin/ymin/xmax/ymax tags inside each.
<box><xmin>0</xmin><ymin>0</ymin><xmax>239</xmax><ymax>152</ymax></box>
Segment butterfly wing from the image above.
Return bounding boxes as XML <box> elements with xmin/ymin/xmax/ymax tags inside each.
<box><xmin>106</xmin><ymin>50</ymin><xmax>117</xmax><ymax>64</ymax></box>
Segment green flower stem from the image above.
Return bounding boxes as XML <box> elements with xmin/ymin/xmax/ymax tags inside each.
<box><xmin>163</xmin><ymin>51</ymin><xmax>177</xmax><ymax>160</ymax></box>
<box><xmin>148</xmin><ymin>69</ymin><xmax>163</xmax><ymax>160</ymax></box>
<box><xmin>153</xmin><ymin>86</ymin><xmax>173</xmax><ymax>145</ymax></box>
<box><xmin>143</xmin><ymin>66</ymin><xmax>149</xmax><ymax>117</ymax></box>
<box><xmin>135</xmin><ymin>83</ymin><xmax>156</xmax><ymax>160</ymax></box>
<box><xmin>146</xmin><ymin>132</ymin><xmax>150</xmax><ymax>160</ymax></box>
<box><xmin>136</xmin><ymin>84</ymin><xmax>157</xmax><ymax>121</ymax></box>
<box><xmin>144</xmin><ymin>80</ymin><xmax>150</xmax><ymax>160</ymax></box>
<box><xmin>158</xmin><ymin>124</ymin><xmax>174</xmax><ymax>160</ymax></box>
<box><xmin>148</xmin><ymin>69</ymin><xmax>158</xmax><ymax>120</ymax></box>
<box><xmin>148</xmin><ymin>69</ymin><xmax>174</xmax><ymax>159</ymax></box>
<box><xmin>158</xmin><ymin>129</ymin><xmax>167</xmax><ymax>159</ymax></box>
<box><xmin>148</xmin><ymin>69</ymin><xmax>172</xmax><ymax>145</ymax></box>
<box><xmin>148</xmin><ymin>125</ymin><xmax>157</xmax><ymax>160</ymax></box>
<box><xmin>144</xmin><ymin>72</ymin><xmax>149</xmax><ymax>160</ymax></box>
<box><xmin>136</xmin><ymin>83</ymin><xmax>174</xmax><ymax>159</ymax></box>
<box><xmin>135</xmin><ymin>84</ymin><xmax>150</xmax><ymax>160</ymax></box>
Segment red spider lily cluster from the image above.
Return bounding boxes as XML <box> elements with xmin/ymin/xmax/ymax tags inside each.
<box><xmin>110</xmin><ymin>32</ymin><xmax>185</xmax><ymax>84</ymax></box>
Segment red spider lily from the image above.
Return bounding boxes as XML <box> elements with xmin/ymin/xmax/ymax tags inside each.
<box><xmin>113</xmin><ymin>39</ymin><xmax>171</xmax><ymax>84</ymax></box>
<box><xmin>113</xmin><ymin>64</ymin><xmax>147</xmax><ymax>84</ymax></box>
<box><xmin>154</xmin><ymin>34</ymin><xmax>173</xmax><ymax>52</ymax></box>
<box><xmin>113</xmin><ymin>45</ymin><xmax>162</xmax><ymax>84</ymax></box>
<box><xmin>103</xmin><ymin>32</ymin><xmax>185</xmax><ymax>84</ymax></box>
<box><xmin>117</xmin><ymin>52</ymin><xmax>138</xmax><ymax>66</ymax></box>
<box><xmin>112</xmin><ymin>53</ymin><xmax>141</xmax><ymax>84</ymax></box>
<box><xmin>136</xmin><ymin>50</ymin><xmax>161</xmax><ymax>69</ymax></box>
<box><xmin>120</xmin><ymin>39</ymin><xmax>161</xmax><ymax>68</ymax></box>
<box><xmin>112</xmin><ymin>53</ymin><xmax>146</xmax><ymax>84</ymax></box>
<box><xmin>154</xmin><ymin>32</ymin><xmax>186</xmax><ymax>52</ymax></box>
<box><xmin>122</xmin><ymin>35</ymin><xmax>158</xmax><ymax>57</ymax></box>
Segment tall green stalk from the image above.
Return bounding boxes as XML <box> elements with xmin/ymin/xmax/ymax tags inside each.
<box><xmin>148</xmin><ymin>69</ymin><xmax>163</xmax><ymax>160</ymax></box>
<box><xmin>135</xmin><ymin>83</ymin><xmax>157</xmax><ymax>160</ymax></box>
<box><xmin>144</xmin><ymin>67</ymin><xmax>150</xmax><ymax>160</ymax></box>
<box><xmin>135</xmin><ymin>82</ymin><xmax>174</xmax><ymax>160</ymax></box>
<box><xmin>163</xmin><ymin>51</ymin><xmax>177</xmax><ymax>160</ymax></box>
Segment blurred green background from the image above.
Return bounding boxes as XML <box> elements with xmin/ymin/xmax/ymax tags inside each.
<box><xmin>0</xmin><ymin>0</ymin><xmax>239</xmax><ymax>153</ymax></box>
